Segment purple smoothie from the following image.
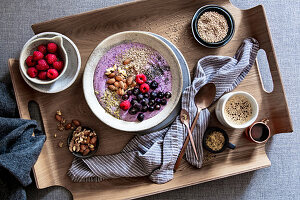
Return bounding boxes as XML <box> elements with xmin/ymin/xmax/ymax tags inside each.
<box><xmin>93</xmin><ymin>42</ymin><xmax>172</xmax><ymax>122</ymax></box>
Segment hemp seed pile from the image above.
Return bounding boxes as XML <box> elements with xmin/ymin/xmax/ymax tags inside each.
<box><xmin>197</xmin><ymin>11</ymin><xmax>229</xmax><ymax>43</ymax></box>
<box><xmin>206</xmin><ymin>131</ymin><xmax>225</xmax><ymax>151</ymax></box>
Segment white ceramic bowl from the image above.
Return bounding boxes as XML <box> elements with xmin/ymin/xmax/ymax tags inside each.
<box><xmin>19</xmin><ymin>32</ymin><xmax>81</xmax><ymax>93</ymax></box>
<box><xmin>215</xmin><ymin>91</ymin><xmax>259</xmax><ymax>129</ymax></box>
<box><xmin>83</xmin><ymin>31</ymin><xmax>183</xmax><ymax>132</ymax></box>
<box><xmin>19</xmin><ymin>35</ymin><xmax>68</xmax><ymax>84</ymax></box>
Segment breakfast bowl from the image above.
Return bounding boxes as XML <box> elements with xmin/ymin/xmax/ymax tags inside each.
<box><xmin>19</xmin><ymin>35</ymin><xmax>68</xmax><ymax>84</ymax></box>
<box><xmin>67</xmin><ymin>126</ymin><xmax>99</xmax><ymax>158</ymax></box>
<box><xmin>191</xmin><ymin>5</ymin><xmax>235</xmax><ymax>48</ymax></box>
<box><xmin>83</xmin><ymin>31</ymin><xmax>183</xmax><ymax>132</ymax></box>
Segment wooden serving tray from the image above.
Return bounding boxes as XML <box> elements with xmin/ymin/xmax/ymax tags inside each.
<box><xmin>9</xmin><ymin>0</ymin><xmax>293</xmax><ymax>199</ymax></box>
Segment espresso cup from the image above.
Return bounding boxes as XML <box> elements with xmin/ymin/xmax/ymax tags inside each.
<box><xmin>245</xmin><ymin>119</ymin><xmax>270</xmax><ymax>143</ymax></box>
<box><xmin>215</xmin><ymin>91</ymin><xmax>259</xmax><ymax>129</ymax></box>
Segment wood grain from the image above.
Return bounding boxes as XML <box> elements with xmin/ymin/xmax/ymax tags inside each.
<box><xmin>9</xmin><ymin>0</ymin><xmax>293</xmax><ymax>199</ymax></box>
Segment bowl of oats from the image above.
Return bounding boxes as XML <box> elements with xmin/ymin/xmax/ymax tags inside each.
<box><xmin>191</xmin><ymin>5</ymin><xmax>235</xmax><ymax>48</ymax></box>
<box><xmin>83</xmin><ymin>31</ymin><xmax>183</xmax><ymax>132</ymax></box>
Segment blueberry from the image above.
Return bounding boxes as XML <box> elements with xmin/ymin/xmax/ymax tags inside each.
<box><xmin>143</xmin><ymin>93</ymin><xmax>149</xmax><ymax>98</ymax></box>
<box><xmin>141</xmin><ymin>98</ymin><xmax>149</xmax><ymax>106</ymax></box>
<box><xmin>137</xmin><ymin>113</ymin><xmax>144</xmax><ymax>121</ymax></box>
<box><xmin>131</xmin><ymin>99</ymin><xmax>138</xmax><ymax>105</ymax></box>
<box><xmin>164</xmin><ymin>92</ymin><xmax>172</xmax><ymax>99</ymax></box>
<box><xmin>150</xmin><ymin>81</ymin><xmax>158</xmax><ymax>90</ymax></box>
<box><xmin>127</xmin><ymin>90</ymin><xmax>132</xmax><ymax>96</ymax></box>
<box><xmin>155</xmin><ymin>104</ymin><xmax>161</xmax><ymax>110</ymax></box>
<box><xmin>150</xmin><ymin>91</ymin><xmax>157</xmax><ymax>99</ymax></box>
<box><xmin>137</xmin><ymin>94</ymin><xmax>144</xmax><ymax>101</ymax></box>
<box><xmin>155</xmin><ymin>98</ymin><xmax>162</xmax><ymax>104</ymax></box>
<box><xmin>128</xmin><ymin>107</ymin><xmax>138</xmax><ymax>115</ymax></box>
<box><xmin>141</xmin><ymin>105</ymin><xmax>148</xmax><ymax>112</ymax></box>
<box><xmin>122</xmin><ymin>94</ymin><xmax>129</xmax><ymax>100</ymax></box>
<box><xmin>133</xmin><ymin>102</ymin><xmax>142</xmax><ymax>111</ymax></box>
<box><xmin>161</xmin><ymin>99</ymin><xmax>167</xmax><ymax>105</ymax></box>
<box><xmin>149</xmin><ymin>99</ymin><xmax>155</xmax><ymax>106</ymax></box>
<box><xmin>148</xmin><ymin>106</ymin><xmax>155</xmax><ymax>112</ymax></box>
<box><xmin>133</xmin><ymin>88</ymin><xmax>140</xmax><ymax>96</ymax></box>
<box><xmin>157</xmin><ymin>92</ymin><xmax>164</xmax><ymax>99</ymax></box>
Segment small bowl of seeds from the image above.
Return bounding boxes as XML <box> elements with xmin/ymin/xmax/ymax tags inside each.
<box><xmin>67</xmin><ymin>126</ymin><xmax>99</xmax><ymax>158</ymax></box>
<box><xmin>203</xmin><ymin>127</ymin><xmax>235</xmax><ymax>153</ymax></box>
<box><xmin>191</xmin><ymin>5</ymin><xmax>235</xmax><ymax>48</ymax></box>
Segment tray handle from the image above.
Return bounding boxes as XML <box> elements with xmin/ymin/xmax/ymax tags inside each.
<box><xmin>250</xmin><ymin>5</ymin><xmax>293</xmax><ymax>133</ymax></box>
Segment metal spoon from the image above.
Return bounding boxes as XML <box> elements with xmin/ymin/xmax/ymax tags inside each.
<box><xmin>174</xmin><ymin>83</ymin><xmax>216</xmax><ymax>171</ymax></box>
<box><xmin>179</xmin><ymin>109</ymin><xmax>199</xmax><ymax>160</ymax></box>
<box><xmin>190</xmin><ymin>83</ymin><xmax>216</xmax><ymax>134</ymax></box>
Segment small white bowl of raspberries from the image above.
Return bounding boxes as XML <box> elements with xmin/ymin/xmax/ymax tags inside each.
<box><xmin>19</xmin><ymin>35</ymin><xmax>68</xmax><ymax>84</ymax></box>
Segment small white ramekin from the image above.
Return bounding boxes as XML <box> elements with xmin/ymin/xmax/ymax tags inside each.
<box><xmin>215</xmin><ymin>91</ymin><xmax>259</xmax><ymax>129</ymax></box>
<box><xmin>19</xmin><ymin>35</ymin><xmax>68</xmax><ymax>84</ymax></box>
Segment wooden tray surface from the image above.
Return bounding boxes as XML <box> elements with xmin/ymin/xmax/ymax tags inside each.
<box><xmin>9</xmin><ymin>0</ymin><xmax>293</xmax><ymax>199</ymax></box>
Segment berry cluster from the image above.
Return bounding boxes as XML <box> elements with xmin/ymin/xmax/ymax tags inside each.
<box><xmin>25</xmin><ymin>42</ymin><xmax>64</xmax><ymax>80</ymax></box>
<box><xmin>119</xmin><ymin>74</ymin><xmax>172</xmax><ymax>122</ymax></box>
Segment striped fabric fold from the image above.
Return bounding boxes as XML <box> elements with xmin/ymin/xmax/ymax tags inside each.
<box><xmin>68</xmin><ymin>38</ymin><xmax>260</xmax><ymax>183</ymax></box>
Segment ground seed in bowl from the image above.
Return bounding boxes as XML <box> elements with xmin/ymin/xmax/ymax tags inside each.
<box><xmin>197</xmin><ymin>11</ymin><xmax>229</xmax><ymax>43</ymax></box>
<box><xmin>206</xmin><ymin>131</ymin><xmax>225</xmax><ymax>151</ymax></box>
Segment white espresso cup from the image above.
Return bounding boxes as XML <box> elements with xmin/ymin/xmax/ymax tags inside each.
<box><xmin>215</xmin><ymin>91</ymin><xmax>259</xmax><ymax>129</ymax></box>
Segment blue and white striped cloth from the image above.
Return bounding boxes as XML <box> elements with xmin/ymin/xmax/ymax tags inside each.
<box><xmin>68</xmin><ymin>38</ymin><xmax>260</xmax><ymax>183</ymax></box>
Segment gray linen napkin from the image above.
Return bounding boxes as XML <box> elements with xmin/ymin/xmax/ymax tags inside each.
<box><xmin>0</xmin><ymin>82</ymin><xmax>46</xmax><ymax>200</ymax></box>
<box><xmin>68</xmin><ymin>38</ymin><xmax>259</xmax><ymax>183</ymax></box>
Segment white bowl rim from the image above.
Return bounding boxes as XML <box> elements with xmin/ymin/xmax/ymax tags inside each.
<box><xmin>83</xmin><ymin>31</ymin><xmax>183</xmax><ymax>132</ymax></box>
<box><xmin>18</xmin><ymin>32</ymin><xmax>81</xmax><ymax>93</ymax></box>
<box><xmin>220</xmin><ymin>91</ymin><xmax>259</xmax><ymax>129</ymax></box>
<box><xmin>19</xmin><ymin>35</ymin><xmax>68</xmax><ymax>84</ymax></box>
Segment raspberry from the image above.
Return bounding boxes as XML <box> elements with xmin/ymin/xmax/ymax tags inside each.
<box><xmin>45</xmin><ymin>54</ymin><xmax>57</xmax><ymax>64</ymax></box>
<box><xmin>47</xmin><ymin>43</ymin><xmax>58</xmax><ymax>53</ymax></box>
<box><xmin>136</xmin><ymin>74</ymin><xmax>147</xmax><ymax>85</ymax></box>
<box><xmin>139</xmin><ymin>83</ymin><xmax>150</xmax><ymax>93</ymax></box>
<box><xmin>27</xmin><ymin>67</ymin><xmax>38</xmax><ymax>78</ymax></box>
<box><xmin>47</xmin><ymin>69</ymin><xmax>59</xmax><ymax>79</ymax></box>
<box><xmin>33</xmin><ymin>51</ymin><xmax>44</xmax><ymax>61</ymax></box>
<box><xmin>120</xmin><ymin>100</ymin><xmax>131</xmax><ymax>111</ymax></box>
<box><xmin>37</xmin><ymin>44</ymin><xmax>47</xmax><ymax>54</ymax></box>
<box><xmin>36</xmin><ymin>59</ymin><xmax>49</xmax><ymax>71</ymax></box>
<box><xmin>38</xmin><ymin>71</ymin><xmax>47</xmax><ymax>80</ymax></box>
<box><xmin>53</xmin><ymin>61</ymin><xmax>64</xmax><ymax>71</ymax></box>
<box><xmin>25</xmin><ymin>55</ymin><xmax>36</xmax><ymax>67</ymax></box>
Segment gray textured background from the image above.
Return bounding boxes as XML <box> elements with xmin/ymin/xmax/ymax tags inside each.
<box><xmin>1</xmin><ymin>0</ymin><xmax>299</xmax><ymax>199</ymax></box>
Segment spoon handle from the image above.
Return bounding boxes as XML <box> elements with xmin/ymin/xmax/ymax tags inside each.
<box><xmin>185</xmin><ymin>122</ymin><xmax>199</xmax><ymax>161</ymax></box>
<box><xmin>190</xmin><ymin>109</ymin><xmax>201</xmax><ymax>133</ymax></box>
<box><xmin>174</xmin><ymin>122</ymin><xmax>199</xmax><ymax>171</ymax></box>
<box><xmin>174</xmin><ymin>130</ymin><xmax>190</xmax><ymax>171</ymax></box>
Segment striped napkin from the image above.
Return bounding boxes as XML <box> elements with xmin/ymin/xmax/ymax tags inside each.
<box><xmin>68</xmin><ymin>38</ymin><xmax>259</xmax><ymax>183</ymax></box>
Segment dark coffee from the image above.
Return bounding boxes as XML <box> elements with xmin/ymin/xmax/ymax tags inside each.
<box><xmin>250</xmin><ymin>123</ymin><xmax>269</xmax><ymax>142</ymax></box>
